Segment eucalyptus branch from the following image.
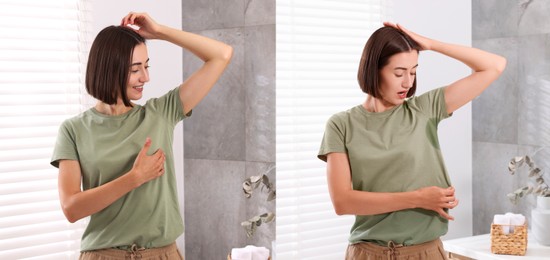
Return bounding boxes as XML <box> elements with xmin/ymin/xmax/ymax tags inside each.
<box><xmin>242</xmin><ymin>170</ymin><xmax>276</xmax><ymax>201</ymax></box>
<box><xmin>241</xmin><ymin>212</ymin><xmax>275</xmax><ymax>238</ymax></box>
<box><xmin>507</xmin><ymin>149</ymin><xmax>550</xmax><ymax>204</ymax></box>
<box><xmin>241</xmin><ymin>166</ymin><xmax>276</xmax><ymax>237</ymax></box>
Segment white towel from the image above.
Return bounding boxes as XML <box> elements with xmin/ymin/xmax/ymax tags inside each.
<box><xmin>506</xmin><ymin>212</ymin><xmax>526</xmax><ymax>233</ymax></box>
<box><xmin>506</xmin><ymin>212</ymin><xmax>526</xmax><ymax>225</ymax></box>
<box><xmin>494</xmin><ymin>213</ymin><xmax>526</xmax><ymax>234</ymax></box>
<box><xmin>231</xmin><ymin>245</ymin><xmax>270</xmax><ymax>260</ymax></box>
<box><xmin>494</xmin><ymin>214</ymin><xmax>511</xmax><ymax>234</ymax></box>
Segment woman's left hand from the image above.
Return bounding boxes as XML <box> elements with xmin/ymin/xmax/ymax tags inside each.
<box><xmin>383</xmin><ymin>22</ymin><xmax>433</xmax><ymax>51</ymax></box>
<box><xmin>120</xmin><ymin>12</ymin><xmax>162</xmax><ymax>39</ymax></box>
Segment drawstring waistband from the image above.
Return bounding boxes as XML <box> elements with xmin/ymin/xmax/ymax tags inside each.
<box><xmin>126</xmin><ymin>244</ymin><xmax>145</xmax><ymax>260</ymax></box>
<box><xmin>345</xmin><ymin>239</ymin><xmax>445</xmax><ymax>260</ymax></box>
<box><xmin>383</xmin><ymin>241</ymin><xmax>403</xmax><ymax>260</ymax></box>
<box><xmin>80</xmin><ymin>242</ymin><xmax>181</xmax><ymax>260</ymax></box>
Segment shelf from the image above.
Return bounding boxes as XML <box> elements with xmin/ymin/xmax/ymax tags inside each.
<box><xmin>443</xmin><ymin>233</ymin><xmax>550</xmax><ymax>260</ymax></box>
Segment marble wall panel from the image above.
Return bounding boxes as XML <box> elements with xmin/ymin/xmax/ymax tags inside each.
<box><xmin>184</xmin><ymin>159</ymin><xmax>247</xmax><ymax>260</ymax></box>
<box><xmin>472</xmin><ymin>37</ymin><xmax>518</xmax><ymax>144</ymax></box>
<box><xmin>245</xmin><ymin>25</ymin><xmax>276</xmax><ymax>163</ymax></box>
<box><xmin>182</xmin><ymin>0</ymin><xmax>244</xmax><ymax>31</ymax></box>
<box><xmin>183</xmin><ymin>28</ymin><xmax>246</xmax><ymax>161</ymax></box>
<box><xmin>472</xmin><ymin>0</ymin><xmax>518</xmax><ymax>40</ymax></box>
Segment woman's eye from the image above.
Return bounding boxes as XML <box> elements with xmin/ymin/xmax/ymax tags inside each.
<box><xmin>395</xmin><ymin>74</ymin><xmax>403</xmax><ymax>77</ymax></box>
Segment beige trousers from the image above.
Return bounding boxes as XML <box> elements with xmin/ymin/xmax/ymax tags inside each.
<box><xmin>345</xmin><ymin>238</ymin><xmax>448</xmax><ymax>260</ymax></box>
<box><xmin>79</xmin><ymin>242</ymin><xmax>183</xmax><ymax>260</ymax></box>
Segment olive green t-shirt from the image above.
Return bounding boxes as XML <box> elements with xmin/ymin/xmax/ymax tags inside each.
<box><xmin>51</xmin><ymin>87</ymin><xmax>188</xmax><ymax>251</ymax></box>
<box><xmin>318</xmin><ymin>87</ymin><xmax>452</xmax><ymax>246</ymax></box>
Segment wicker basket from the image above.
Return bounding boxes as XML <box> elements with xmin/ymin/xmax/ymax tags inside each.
<box><xmin>490</xmin><ymin>222</ymin><xmax>527</xmax><ymax>256</ymax></box>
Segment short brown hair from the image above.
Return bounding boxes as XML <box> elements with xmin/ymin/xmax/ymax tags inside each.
<box><xmin>357</xmin><ymin>27</ymin><xmax>421</xmax><ymax>98</ymax></box>
<box><xmin>86</xmin><ymin>26</ymin><xmax>146</xmax><ymax>106</ymax></box>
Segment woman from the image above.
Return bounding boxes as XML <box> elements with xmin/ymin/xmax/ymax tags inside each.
<box><xmin>318</xmin><ymin>23</ymin><xmax>506</xmax><ymax>259</ymax></box>
<box><xmin>51</xmin><ymin>12</ymin><xmax>232</xmax><ymax>259</ymax></box>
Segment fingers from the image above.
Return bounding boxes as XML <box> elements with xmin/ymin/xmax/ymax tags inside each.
<box><xmin>121</xmin><ymin>12</ymin><xmax>146</xmax><ymax>27</ymax></box>
<box><xmin>382</xmin><ymin>22</ymin><xmax>406</xmax><ymax>32</ymax></box>
<box><xmin>419</xmin><ymin>186</ymin><xmax>458</xmax><ymax>220</ymax></box>
<box><xmin>438</xmin><ymin>208</ymin><xmax>454</xmax><ymax>221</ymax></box>
<box><xmin>383</xmin><ymin>21</ymin><xmax>398</xmax><ymax>29</ymax></box>
<box><xmin>138</xmin><ymin>137</ymin><xmax>152</xmax><ymax>156</ymax></box>
<box><xmin>445</xmin><ymin>186</ymin><xmax>455</xmax><ymax>194</ymax></box>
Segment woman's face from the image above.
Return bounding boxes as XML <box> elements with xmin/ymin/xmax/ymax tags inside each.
<box><xmin>126</xmin><ymin>43</ymin><xmax>150</xmax><ymax>101</ymax></box>
<box><xmin>378</xmin><ymin>50</ymin><xmax>418</xmax><ymax>107</ymax></box>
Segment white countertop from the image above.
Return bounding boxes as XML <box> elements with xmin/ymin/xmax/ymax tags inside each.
<box><xmin>443</xmin><ymin>233</ymin><xmax>550</xmax><ymax>259</ymax></box>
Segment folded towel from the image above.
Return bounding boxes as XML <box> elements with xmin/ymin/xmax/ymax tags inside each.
<box><xmin>231</xmin><ymin>245</ymin><xmax>270</xmax><ymax>260</ymax></box>
<box><xmin>494</xmin><ymin>213</ymin><xmax>526</xmax><ymax>234</ymax></box>
<box><xmin>494</xmin><ymin>214</ymin><xmax>511</xmax><ymax>234</ymax></box>
<box><xmin>506</xmin><ymin>212</ymin><xmax>526</xmax><ymax>233</ymax></box>
<box><xmin>506</xmin><ymin>212</ymin><xmax>526</xmax><ymax>225</ymax></box>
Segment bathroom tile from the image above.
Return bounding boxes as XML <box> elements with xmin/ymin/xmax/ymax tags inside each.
<box><xmin>244</xmin><ymin>25</ymin><xmax>276</xmax><ymax>163</ymax></box>
<box><xmin>244</xmin><ymin>162</ymin><xmax>276</xmax><ymax>251</ymax></box>
<box><xmin>472</xmin><ymin>142</ymin><xmax>522</xmax><ymax>235</ymax></box>
<box><xmin>183</xmin><ymin>28</ymin><xmax>246</xmax><ymax>161</ymax></box>
<box><xmin>182</xmin><ymin>0</ymin><xmax>245</xmax><ymax>31</ymax></box>
<box><xmin>472</xmin><ymin>0</ymin><xmax>518</xmax><ymax>40</ymax></box>
<box><xmin>184</xmin><ymin>159</ymin><xmax>247</xmax><ymax>260</ymax></box>
<box><xmin>517</xmin><ymin>0</ymin><xmax>550</xmax><ymax>36</ymax></box>
<box><xmin>244</xmin><ymin>0</ymin><xmax>275</xmax><ymax>26</ymax></box>
<box><xmin>472</xmin><ymin>37</ymin><xmax>518</xmax><ymax>144</ymax></box>
<box><xmin>518</xmin><ymin>34</ymin><xmax>550</xmax><ymax>146</ymax></box>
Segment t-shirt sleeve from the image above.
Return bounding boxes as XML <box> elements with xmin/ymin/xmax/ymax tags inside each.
<box><xmin>50</xmin><ymin>120</ymin><xmax>79</xmax><ymax>168</ymax></box>
<box><xmin>146</xmin><ymin>86</ymin><xmax>190</xmax><ymax>125</ymax></box>
<box><xmin>409</xmin><ymin>86</ymin><xmax>451</xmax><ymax>123</ymax></box>
<box><xmin>318</xmin><ymin>113</ymin><xmax>347</xmax><ymax>162</ymax></box>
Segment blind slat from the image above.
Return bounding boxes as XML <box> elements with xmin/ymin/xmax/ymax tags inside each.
<box><xmin>0</xmin><ymin>1</ymin><xmax>90</xmax><ymax>258</ymax></box>
<box><xmin>276</xmin><ymin>0</ymin><xmax>391</xmax><ymax>258</ymax></box>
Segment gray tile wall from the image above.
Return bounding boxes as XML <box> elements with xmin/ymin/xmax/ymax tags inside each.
<box><xmin>472</xmin><ymin>0</ymin><xmax>550</xmax><ymax>234</ymax></box>
<box><xmin>181</xmin><ymin>0</ymin><xmax>275</xmax><ymax>259</ymax></box>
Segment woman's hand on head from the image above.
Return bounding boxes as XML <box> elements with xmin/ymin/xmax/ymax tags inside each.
<box><xmin>131</xmin><ymin>137</ymin><xmax>166</xmax><ymax>186</ymax></box>
<box><xmin>121</xmin><ymin>12</ymin><xmax>162</xmax><ymax>39</ymax></box>
<box><xmin>383</xmin><ymin>22</ymin><xmax>433</xmax><ymax>51</ymax></box>
<box><xmin>415</xmin><ymin>186</ymin><xmax>459</xmax><ymax>220</ymax></box>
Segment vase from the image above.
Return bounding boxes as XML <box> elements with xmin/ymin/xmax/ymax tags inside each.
<box><xmin>532</xmin><ymin>196</ymin><xmax>550</xmax><ymax>246</ymax></box>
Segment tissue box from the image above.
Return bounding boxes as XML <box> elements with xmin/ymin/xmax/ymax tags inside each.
<box><xmin>490</xmin><ymin>221</ymin><xmax>527</xmax><ymax>256</ymax></box>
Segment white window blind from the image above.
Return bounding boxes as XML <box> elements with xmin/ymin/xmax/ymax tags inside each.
<box><xmin>0</xmin><ymin>1</ymin><xmax>92</xmax><ymax>259</ymax></box>
<box><xmin>276</xmin><ymin>1</ymin><xmax>392</xmax><ymax>259</ymax></box>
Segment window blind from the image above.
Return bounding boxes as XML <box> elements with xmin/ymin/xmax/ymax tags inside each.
<box><xmin>0</xmin><ymin>1</ymin><xmax>92</xmax><ymax>259</ymax></box>
<box><xmin>276</xmin><ymin>1</ymin><xmax>392</xmax><ymax>259</ymax></box>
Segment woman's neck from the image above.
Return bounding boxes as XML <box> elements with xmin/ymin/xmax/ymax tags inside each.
<box><xmin>363</xmin><ymin>95</ymin><xmax>395</xmax><ymax>113</ymax></box>
<box><xmin>94</xmin><ymin>101</ymin><xmax>133</xmax><ymax>116</ymax></box>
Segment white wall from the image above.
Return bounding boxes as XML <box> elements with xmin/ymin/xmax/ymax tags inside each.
<box><xmin>91</xmin><ymin>0</ymin><xmax>185</xmax><ymax>250</ymax></box>
<box><xmin>392</xmin><ymin>0</ymin><xmax>473</xmax><ymax>239</ymax></box>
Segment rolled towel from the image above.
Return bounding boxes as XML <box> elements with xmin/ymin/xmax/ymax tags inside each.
<box><xmin>231</xmin><ymin>247</ymin><xmax>252</xmax><ymax>260</ymax></box>
<box><xmin>494</xmin><ymin>214</ymin><xmax>511</xmax><ymax>234</ymax></box>
<box><xmin>506</xmin><ymin>212</ymin><xmax>526</xmax><ymax>233</ymax></box>
<box><xmin>231</xmin><ymin>245</ymin><xmax>270</xmax><ymax>260</ymax></box>
<box><xmin>247</xmin><ymin>245</ymin><xmax>270</xmax><ymax>260</ymax></box>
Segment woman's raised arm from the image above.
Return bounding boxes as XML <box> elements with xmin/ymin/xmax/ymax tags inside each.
<box><xmin>121</xmin><ymin>12</ymin><xmax>233</xmax><ymax>115</ymax></box>
<box><xmin>385</xmin><ymin>22</ymin><xmax>506</xmax><ymax>114</ymax></box>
